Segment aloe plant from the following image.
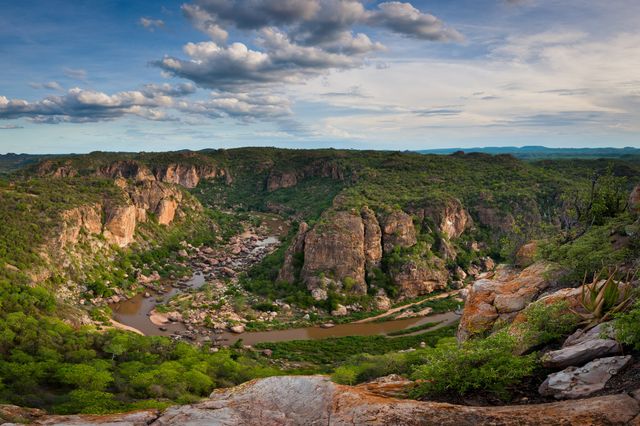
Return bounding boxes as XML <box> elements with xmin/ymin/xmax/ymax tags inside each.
<box><xmin>575</xmin><ymin>268</ymin><xmax>635</xmax><ymax>328</ymax></box>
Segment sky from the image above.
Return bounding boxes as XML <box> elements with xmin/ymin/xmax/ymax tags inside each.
<box><xmin>0</xmin><ymin>0</ymin><xmax>639</xmax><ymax>154</ymax></box>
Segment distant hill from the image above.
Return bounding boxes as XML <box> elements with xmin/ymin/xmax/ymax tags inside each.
<box><xmin>0</xmin><ymin>153</ymin><xmax>58</xmax><ymax>174</ymax></box>
<box><xmin>416</xmin><ymin>146</ymin><xmax>640</xmax><ymax>160</ymax></box>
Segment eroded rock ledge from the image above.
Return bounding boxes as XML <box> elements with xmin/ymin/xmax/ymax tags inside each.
<box><xmin>8</xmin><ymin>376</ymin><xmax>639</xmax><ymax>425</ymax></box>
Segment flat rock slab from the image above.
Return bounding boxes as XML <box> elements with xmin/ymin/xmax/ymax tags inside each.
<box><xmin>540</xmin><ymin>355</ymin><xmax>632</xmax><ymax>399</ymax></box>
<box><xmin>542</xmin><ymin>338</ymin><xmax>622</xmax><ymax>369</ymax></box>
<box><xmin>11</xmin><ymin>376</ymin><xmax>640</xmax><ymax>426</ymax></box>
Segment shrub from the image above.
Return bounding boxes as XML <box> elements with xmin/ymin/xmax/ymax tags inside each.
<box><xmin>614</xmin><ymin>299</ymin><xmax>640</xmax><ymax>350</ymax></box>
<box><xmin>512</xmin><ymin>301</ymin><xmax>580</xmax><ymax>349</ymax></box>
<box><xmin>410</xmin><ymin>333</ymin><xmax>537</xmax><ymax>400</ymax></box>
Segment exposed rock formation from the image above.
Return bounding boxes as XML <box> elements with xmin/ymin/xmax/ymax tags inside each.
<box><xmin>476</xmin><ymin>205</ymin><xmax>516</xmax><ymax>233</ymax></box>
<box><xmin>265</xmin><ymin>160</ymin><xmax>345</xmax><ymax>192</ymax></box>
<box><xmin>301</xmin><ymin>211</ymin><xmax>366</xmax><ymax>295</ymax></box>
<box><xmin>515</xmin><ymin>241</ymin><xmax>538</xmax><ymax>267</ymax></box>
<box><xmin>361</xmin><ymin>206</ymin><xmax>382</xmax><ymax>269</ymax></box>
<box><xmin>415</xmin><ymin>198</ymin><xmax>471</xmax><ymax>239</ymax></box>
<box><xmin>390</xmin><ymin>258</ymin><xmax>448</xmax><ymax>299</ymax></box>
<box><xmin>154</xmin><ymin>164</ymin><xmax>202</xmax><ymax>188</ymax></box>
<box><xmin>102</xmin><ymin>203</ymin><xmax>137</xmax><ymax>247</ymax></box>
<box><xmin>16</xmin><ymin>376</ymin><xmax>640</xmax><ymax>425</ymax></box>
<box><xmin>278</xmin><ymin>222</ymin><xmax>308</xmax><ymax>283</ymax></box>
<box><xmin>541</xmin><ymin>338</ymin><xmax>622</xmax><ymax>369</ymax></box>
<box><xmin>156</xmin><ymin>199</ymin><xmax>178</xmax><ymax>225</ymax></box>
<box><xmin>380</xmin><ymin>210</ymin><xmax>417</xmax><ymax>254</ymax></box>
<box><xmin>57</xmin><ymin>203</ymin><xmax>102</xmax><ymax>248</ymax></box>
<box><xmin>97</xmin><ymin>160</ymin><xmax>155</xmax><ymax>182</ymax></box>
<box><xmin>458</xmin><ymin>262</ymin><xmax>557</xmax><ymax>341</ymax></box>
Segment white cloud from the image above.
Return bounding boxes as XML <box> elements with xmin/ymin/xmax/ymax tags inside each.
<box><xmin>140</xmin><ymin>17</ymin><xmax>165</xmax><ymax>31</ymax></box>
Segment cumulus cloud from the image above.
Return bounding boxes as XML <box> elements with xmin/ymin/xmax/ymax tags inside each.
<box><xmin>0</xmin><ymin>84</ymin><xmax>196</xmax><ymax>123</ymax></box>
<box><xmin>140</xmin><ymin>17</ymin><xmax>165</xmax><ymax>31</ymax></box>
<box><xmin>369</xmin><ymin>2</ymin><xmax>464</xmax><ymax>42</ymax></box>
<box><xmin>0</xmin><ymin>82</ymin><xmax>291</xmax><ymax>124</ymax></box>
<box><xmin>155</xmin><ymin>28</ymin><xmax>363</xmax><ymax>90</ymax></box>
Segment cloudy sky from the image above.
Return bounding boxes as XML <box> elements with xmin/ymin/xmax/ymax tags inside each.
<box><xmin>1</xmin><ymin>0</ymin><xmax>639</xmax><ymax>153</ymax></box>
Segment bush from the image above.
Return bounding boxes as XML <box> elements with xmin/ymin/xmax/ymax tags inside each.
<box><xmin>615</xmin><ymin>299</ymin><xmax>640</xmax><ymax>350</ymax></box>
<box><xmin>410</xmin><ymin>333</ymin><xmax>537</xmax><ymax>400</ymax></box>
<box><xmin>512</xmin><ymin>301</ymin><xmax>580</xmax><ymax>349</ymax></box>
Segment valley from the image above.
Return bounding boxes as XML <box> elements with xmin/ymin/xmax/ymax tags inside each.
<box><xmin>1</xmin><ymin>148</ymin><xmax>640</xmax><ymax>424</ymax></box>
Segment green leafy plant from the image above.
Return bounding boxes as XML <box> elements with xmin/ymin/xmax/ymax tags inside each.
<box><xmin>575</xmin><ymin>268</ymin><xmax>634</xmax><ymax>328</ymax></box>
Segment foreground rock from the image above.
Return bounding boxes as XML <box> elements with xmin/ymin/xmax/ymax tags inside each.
<box><xmin>13</xmin><ymin>376</ymin><xmax>640</xmax><ymax>425</ymax></box>
<box><xmin>539</xmin><ymin>356</ymin><xmax>633</xmax><ymax>399</ymax></box>
<box><xmin>541</xmin><ymin>338</ymin><xmax>622</xmax><ymax>369</ymax></box>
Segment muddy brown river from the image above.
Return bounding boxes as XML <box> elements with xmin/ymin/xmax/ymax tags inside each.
<box><xmin>111</xmin><ymin>272</ymin><xmax>459</xmax><ymax>346</ymax></box>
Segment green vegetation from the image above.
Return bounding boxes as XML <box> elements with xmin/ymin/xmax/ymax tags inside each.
<box><xmin>255</xmin><ymin>325</ymin><xmax>456</xmax><ymax>367</ymax></box>
<box><xmin>411</xmin><ymin>333</ymin><xmax>538</xmax><ymax>401</ymax></box>
<box><xmin>510</xmin><ymin>301</ymin><xmax>580</xmax><ymax>349</ymax></box>
<box><xmin>0</xmin><ymin>279</ymin><xmax>279</xmax><ymax>414</ymax></box>
<box><xmin>615</xmin><ymin>298</ymin><xmax>640</xmax><ymax>350</ymax></box>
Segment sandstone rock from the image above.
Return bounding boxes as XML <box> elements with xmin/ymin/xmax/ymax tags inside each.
<box><xmin>97</xmin><ymin>160</ymin><xmax>155</xmax><ymax>182</ymax></box>
<box><xmin>361</xmin><ymin>206</ymin><xmax>382</xmax><ymax>268</ymax></box>
<box><xmin>515</xmin><ymin>241</ymin><xmax>538</xmax><ymax>267</ymax></box>
<box><xmin>266</xmin><ymin>170</ymin><xmax>297</xmax><ymax>191</ymax></box>
<box><xmin>22</xmin><ymin>410</ymin><xmax>159</xmax><ymax>425</ymax></box>
<box><xmin>301</xmin><ymin>211</ymin><xmax>367</xmax><ymax>295</ymax></box>
<box><xmin>542</xmin><ymin>338</ymin><xmax>622</xmax><ymax>369</ymax></box>
<box><xmin>103</xmin><ymin>203</ymin><xmax>137</xmax><ymax>247</ymax></box>
<box><xmin>562</xmin><ymin>322</ymin><xmax>616</xmax><ymax>348</ymax></box>
<box><xmin>458</xmin><ymin>262</ymin><xmax>555</xmax><ymax>341</ymax></box>
<box><xmin>539</xmin><ymin>356</ymin><xmax>632</xmax><ymax>399</ymax></box>
<box><xmin>156</xmin><ymin>198</ymin><xmax>178</xmax><ymax>225</ymax></box>
<box><xmin>277</xmin><ymin>222</ymin><xmax>308</xmax><ymax>283</ymax></box>
<box><xmin>416</xmin><ymin>197</ymin><xmax>471</xmax><ymax>239</ymax></box>
<box><xmin>438</xmin><ymin>238</ymin><xmax>457</xmax><ymax>261</ymax></box>
<box><xmin>155</xmin><ymin>164</ymin><xmax>201</xmax><ymax>188</ymax></box>
<box><xmin>380</xmin><ymin>210</ymin><xmax>417</xmax><ymax>253</ymax></box>
<box><xmin>331</xmin><ymin>304</ymin><xmax>348</xmax><ymax>316</ymax></box>
<box><xmin>374</xmin><ymin>289</ymin><xmax>391</xmax><ymax>311</ymax></box>
<box><xmin>58</xmin><ymin>203</ymin><xmax>103</xmax><ymax>248</ymax></box>
<box><xmin>390</xmin><ymin>258</ymin><xmax>448</xmax><ymax>299</ymax></box>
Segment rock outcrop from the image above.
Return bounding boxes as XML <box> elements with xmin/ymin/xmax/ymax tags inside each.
<box><xmin>414</xmin><ymin>198</ymin><xmax>471</xmax><ymax>239</ymax></box>
<box><xmin>14</xmin><ymin>376</ymin><xmax>640</xmax><ymax>425</ymax></box>
<box><xmin>380</xmin><ymin>210</ymin><xmax>417</xmax><ymax>254</ymax></box>
<box><xmin>390</xmin><ymin>258</ymin><xmax>448</xmax><ymax>299</ymax></box>
<box><xmin>541</xmin><ymin>338</ymin><xmax>622</xmax><ymax>369</ymax></box>
<box><xmin>265</xmin><ymin>160</ymin><xmax>345</xmax><ymax>192</ymax></box>
<box><xmin>301</xmin><ymin>211</ymin><xmax>367</xmax><ymax>295</ymax></box>
<box><xmin>457</xmin><ymin>262</ymin><xmax>557</xmax><ymax>341</ymax></box>
<box><xmin>97</xmin><ymin>160</ymin><xmax>155</xmax><ymax>182</ymax></box>
<box><xmin>57</xmin><ymin>203</ymin><xmax>102</xmax><ymax>248</ymax></box>
<box><xmin>102</xmin><ymin>203</ymin><xmax>137</xmax><ymax>247</ymax></box>
<box><xmin>361</xmin><ymin>206</ymin><xmax>382</xmax><ymax>269</ymax></box>
<box><xmin>515</xmin><ymin>241</ymin><xmax>538</xmax><ymax>267</ymax></box>
<box><xmin>277</xmin><ymin>222</ymin><xmax>308</xmax><ymax>283</ymax></box>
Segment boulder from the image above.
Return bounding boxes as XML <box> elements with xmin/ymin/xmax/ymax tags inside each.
<box><xmin>515</xmin><ymin>241</ymin><xmax>538</xmax><ymax>267</ymax></box>
<box><xmin>331</xmin><ymin>304</ymin><xmax>348</xmax><ymax>316</ymax></box>
<box><xmin>380</xmin><ymin>210</ymin><xmax>417</xmax><ymax>254</ymax></box>
<box><xmin>458</xmin><ymin>262</ymin><xmax>555</xmax><ymax>341</ymax></box>
<box><xmin>229</xmin><ymin>325</ymin><xmax>245</xmax><ymax>334</ymax></box>
<box><xmin>539</xmin><ymin>356</ymin><xmax>632</xmax><ymax>399</ymax></box>
<box><xmin>541</xmin><ymin>339</ymin><xmax>622</xmax><ymax>369</ymax></box>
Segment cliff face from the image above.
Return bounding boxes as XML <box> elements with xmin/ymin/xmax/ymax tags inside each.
<box><xmin>380</xmin><ymin>210</ymin><xmax>417</xmax><ymax>254</ymax></box>
<box><xmin>301</xmin><ymin>211</ymin><xmax>367</xmax><ymax>297</ymax></box>
<box><xmin>40</xmin><ymin>158</ymin><xmax>229</xmax><ymax>189</ymax></box>
<box><xmin>278</xmin><ymin>222</ymin><xmax>309</xmax><ymax>283</ymax></box>
<box><xmin>287</xmin><ymin>206</ymin><xmax>452</xmax><ymax>300</ymax></box>
<box><xmin>265</xmin><ymin>160</ymin><xmax>345</xmax><ymax>192</ymax></box>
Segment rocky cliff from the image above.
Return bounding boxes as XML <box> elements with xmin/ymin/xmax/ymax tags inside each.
<box><xmin>265</xmin><ymin>160</ymin><xmax>345</xmax><ymax>192</ymax></box>
<box><xmin>285</xmin><ymin>206</ymin><xmax>455</xmax><ymax>301</ymax></box>
<box><xmin>9</xmin><ymin>376</ymin><xmax>639</xmax><ymax>425</ymax></box>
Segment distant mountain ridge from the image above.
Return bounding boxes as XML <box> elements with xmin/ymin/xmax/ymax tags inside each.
<box><xmin>417</xmin><ymin>145</ymin><xmax>640</xmax><ymax>159</ymax></box>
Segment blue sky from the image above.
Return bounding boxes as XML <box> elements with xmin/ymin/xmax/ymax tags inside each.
<box><xmin>0</xmin><ymin>0</ymin><xmax>639</xmax><ymax>153</ymax></box>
